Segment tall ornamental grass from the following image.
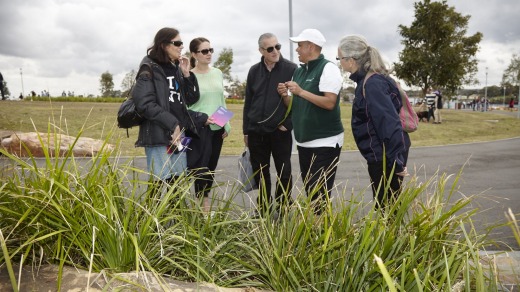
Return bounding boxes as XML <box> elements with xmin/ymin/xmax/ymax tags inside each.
<box><xmin>0</xmin><ymin>128</ymin><xmax>509</xmax><ymax>291</ymax></box>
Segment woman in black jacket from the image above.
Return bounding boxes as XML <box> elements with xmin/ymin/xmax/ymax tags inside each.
<box><xmin>338</xmin><ymin>35</ymin><xmax>409</xmax><ymax>209</ymax></box>
<box><xmin>133</xmin><ymin>27</ymin><xmax>209</xmax><ymax>186</ymax></box>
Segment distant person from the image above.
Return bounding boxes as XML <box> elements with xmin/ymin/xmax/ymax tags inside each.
<box><xmin>19</xmin><ymin>93</ymin><xmax>23</xmax><ymax>100</ymax></box>
<box><xmin>244</xmin><ymin>33</ymin><xmax>297</xmax><ymax>217</ymax></box>
<box><xmin>509</xmin><ymin>97</ymin><xmax>515</xmax><ymax>112</ymax></box>
<box><xmin>433</xmin><ymin>90</ymin><xmax>442</xmax><ymax>124</ymax></box>
<box><xmin>0</xmin><ymin>72</ymin><xmax>5</xmax><ymax>100</ymax></box>
<box><xmin>337</xmin><ymin>34</ymin><xmax>409</xmax><ymax>209</ymax></box>
<box><xmin>188</xmin><ymin>37</ymin><xmax>230</xmax><ymax>212</ymax></box>
<box><xmin>425</xmin><ymin>89</ymin><xmax>436</xmax><ymax>123</ymax></box>
<box><xmin>132</xmin><ymin>27</ymin><xmax>209</xmax><ymax>193</ymax></box>
<box><xmin>278</xmin><ymin>28</ymin><xmax>343</xmax><ymax>214</ymax></box>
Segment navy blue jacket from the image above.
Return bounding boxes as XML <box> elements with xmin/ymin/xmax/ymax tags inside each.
<box><xmin>350</xmin><ymin>70</ymin><xmax>407</xmax><ymax>173</ymax></box>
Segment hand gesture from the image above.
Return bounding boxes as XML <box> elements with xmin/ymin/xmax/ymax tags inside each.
<box><xmin>205</xmin><ymin>116</ymin><xmax>215</xmax><ymax>126</ymax></box>
<box><xmin>179</xmin><ymin>56</ymin><xmax>191</xmax><ymax>77</ymax></box>
<box><xmin>171</xmin><ymin>125</ymin><xmax>181</xmax><ymax>146</ymax></box>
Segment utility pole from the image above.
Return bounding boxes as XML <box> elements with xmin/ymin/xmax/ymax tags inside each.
<box><xmin>484</xmin><ymin>67</ymin><xmax>488</xmax><ymax>111</ymax></box>
<box><xmin>20</xmin><ymin>68</ymin><xmax>25</xmax><ymax>98</ymax></box>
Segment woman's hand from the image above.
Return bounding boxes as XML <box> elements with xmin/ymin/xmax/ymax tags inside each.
<box><xmin>171</xmin><ymin>125</ymin><xmax>181</xmax><ymax>146</ymax></box>
<box><xmin>222</xmin><ymin>131</ymin><xmax>229</xmax><ymax>139</ymax></box>
<box><xmin>179</xmin><ymin>56</ymin><xmax>191</xmax><ymax>77</ymax></box>
<box><xmin>205</xmin><ymin>117</ymin><xmax>215</xmax><ymax>126</ymax></box>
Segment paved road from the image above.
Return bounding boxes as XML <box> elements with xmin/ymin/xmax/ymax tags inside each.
<box><xmin>2</xmin><ymin>137</ymin><xmax>519</xmax><ymax>250</ymax></box>
<box><xmin>209</xmin><ymin>137</ymin><xmax>520</xmax><ymax>250</ymax></box>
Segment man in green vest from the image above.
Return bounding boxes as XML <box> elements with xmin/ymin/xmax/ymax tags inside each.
<box><xmin>277</xmin><ymin>28</ymin><xmax>344</xmax><ymax>214</ymax></box>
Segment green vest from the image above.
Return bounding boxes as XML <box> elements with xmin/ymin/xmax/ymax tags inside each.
<box><xmin>292</xmin><ymin>54</ymin><xmax>343</xmax><ymax>143</ymax></box>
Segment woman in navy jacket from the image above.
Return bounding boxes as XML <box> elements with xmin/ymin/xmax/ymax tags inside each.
<box><xmin>337</xmin><ymin>35</ymin><xmax>409</xmax><ymax>209</ymax></box>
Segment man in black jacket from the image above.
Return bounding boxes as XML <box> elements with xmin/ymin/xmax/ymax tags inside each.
<box><xmin>243</xmin><ymin>33</ymin><xmax>297</xmax><ymax>217</ymax></box>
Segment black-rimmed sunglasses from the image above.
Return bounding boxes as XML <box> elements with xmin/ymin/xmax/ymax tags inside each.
<box><xmin>262</xmin><ymin>44</ymin><xmax>281</xmax><ymax>53</ymax></box>
<box><xmin>196</xmin><ymin>48</ymin><xmax>214</xmax><ymax>55</ymax></box>
<box><xmin>169</xmin><ymin>40</ymin><xmax>183</xmax><ymax>47</ymax></box>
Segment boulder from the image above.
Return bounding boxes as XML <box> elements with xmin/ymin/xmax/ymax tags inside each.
<box><xmin>0</xmin><ymin>132</ymin><xmax>114</xmax><ymax>157</ymax></box>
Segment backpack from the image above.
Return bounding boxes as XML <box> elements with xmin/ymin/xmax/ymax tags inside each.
<box><xmin>117</xmin><ymin>65</ymin><xmax>152</xmax><ymax>136</ymax></box>
<box><xmin>363</xmin><ymin>72</ymin><xmax>418</xmax><ymax>133</ymax></box>
<box><xmin>435</xmin><ymin>91</ymin><xmax>443</xmax><ymax>109</ymax></box>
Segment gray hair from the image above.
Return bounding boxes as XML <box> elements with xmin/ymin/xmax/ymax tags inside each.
<box><xmin>338</xmin><ymin>35</ymin><xmax>390</xmax><ymax>75</ymax></box>
<box><xmin>258</xmin><ymin>33</ymin><xmax>276</xmax><ymax>48</ymax></box>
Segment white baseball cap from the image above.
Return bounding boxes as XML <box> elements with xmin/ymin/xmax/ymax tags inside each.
<box><xmin>290</xmin><ymin>29</ymin><xmax>326</xmax><ymax>47</ymax></box>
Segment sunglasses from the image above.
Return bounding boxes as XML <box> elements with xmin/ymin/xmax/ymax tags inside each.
<box><xmin>261</xmin><ymin>43</ymin><xmax>281</xmax><ymax>53</ymax></box>
<box><xmin>196</xmin><ymin>48</ymin><xmax>214</xmax><ymax>55</ymax></box>
<box><xmin>169</xmin><ymin>40</ymin><xmax>183</xmax><ymax>47</ymax></box>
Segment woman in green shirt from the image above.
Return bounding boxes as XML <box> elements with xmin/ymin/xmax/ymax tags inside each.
<box><xmin>188</xmin><ymin>37</ymin><xmax>231</xmax><ymax>212</ymax></box>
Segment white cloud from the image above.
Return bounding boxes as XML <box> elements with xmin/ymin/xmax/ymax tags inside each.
<box><xmin>0</xmin><ymin>0</ymin><xmax>518</xmax><ymax>97</ymax></box>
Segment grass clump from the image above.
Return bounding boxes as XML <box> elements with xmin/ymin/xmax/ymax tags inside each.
<box><xmin>0</xmin><ymin>129</ymin><xmax>509</xmax><ymax>291</ymax></box>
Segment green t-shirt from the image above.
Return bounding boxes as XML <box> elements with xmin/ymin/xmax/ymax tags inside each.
<box><xmin>189</xmin><ymin>67</ymin><xmax>231</xmax><ymax>133</ymax></box>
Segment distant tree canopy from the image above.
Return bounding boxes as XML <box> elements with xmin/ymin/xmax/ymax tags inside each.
<box><xmin>502</xmin><ymin>54</ymin><xmax>520</xmax><ymax>87</ymax></box>
<box><xmin>120</xmin><ymin>70</ymin><xmax>136</xmax><ymax>97</ymax></box>
<box><xmin>394</xmin><ymin>0</ymin><xmax>482</xmax><ymax>96</ymax></box>
<box><xmin>99</xmin><ymin>71</ymin><xmax>114</xmax><ymax>97</ymax></box>
<box><xmin>213</xmin><ymin>48</ymin><xmax>233</xmax><ymax>83</ymax></box>
<box><xmin>1</xmin><ymin>80</ymin><xmax>10</xmax><ymax>97</ymax></box>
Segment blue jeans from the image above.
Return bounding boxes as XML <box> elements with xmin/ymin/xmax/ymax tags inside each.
<box><xmin>145</xmin><ymin>146</ymin><xmax>187</xmax><ymax>181</ymax></box>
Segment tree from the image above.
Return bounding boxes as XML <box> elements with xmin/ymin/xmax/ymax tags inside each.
<box><xmin>502</xmin><ymin>54</ymin><xmax>520</xmax><ymax>86</ymax></box>
<box><xmin>1</xmin><ymin>80</ymin><xmax>11</xmax><ymax>98</ymax></box>
<box><xmin>213</xmin><ymin>48</ymin><xmax>233</xmax><ymax>83</ymax></box>
<box><xmin>120</xmin><ymin>70</ymin><xmax>137</xmax><ymax>97</ymax></box>
<box><xmin>394</xmin><ymin>0</ymin><xmax>482</xmax><ymax>96</ymax></box>
<box><xmin>226</xmin><ymin>77</ymin><xmax>246</xmax><ymax>99</ymax></box>
<box><xmin>501</xmin><ymin>55</ymin><xmax>520</xmax><ymax>101</ymax></box>
<box><xmin>99</xmin><ymin>71</ymin><xmax>114</xmax><ymax>97</ymax></box>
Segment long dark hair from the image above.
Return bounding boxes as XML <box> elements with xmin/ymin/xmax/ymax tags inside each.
<box><xmin>189</xmin><ymin>37</ymin><xmax>210</xmax><ymax>69</ymax></box>
<box><xmin>147</xmin><ymin>27</ymin><xmax>179</xmax><ymax>63</ymax></box>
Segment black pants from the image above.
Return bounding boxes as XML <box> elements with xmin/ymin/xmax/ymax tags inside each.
<box><xmin>248</xmin><ymin>129</ymin><xmax>293</xmax><ymax>211</ymax></box>
<box><xmin>190</xmin><ymin>128</ymin><xmax>225</xmax><ymax>197</ymax></box>
<box><xmin>427</xmin><ymin>108</ymin><xmax>435</xmax><ymax>122</ymax></box>
<box><xmin>367</xmin><ymin>161</ymin><xmax>403</xmax><ymax>209</ymax></box>
<box><xmin>297</xmin><ymin>145</ymin><xmax>341</xmax><ymax>213</ymax></box>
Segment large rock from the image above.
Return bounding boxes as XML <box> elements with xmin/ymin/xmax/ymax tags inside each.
<box><xmin>0</xmin><ymin>132</ymin><xmax>114</xmax><ymax>157</ymax></box>
<box><xmin>0</xmin><ymin>264</ymin><xmax>269</xmax><ymax>291</ymax></box>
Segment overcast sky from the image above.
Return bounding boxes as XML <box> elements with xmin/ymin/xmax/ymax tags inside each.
<box><xmin>0</xmin><ymin>0</ymin><xmax>519</xmax><ymax>97</ymax></box>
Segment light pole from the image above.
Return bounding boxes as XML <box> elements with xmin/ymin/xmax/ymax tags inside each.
<box><xmin>19</xmin><ymin>68</ymin><xmax>25</xmax><ymax>98</ymax></box>
<box><xmin>288</xmin><ymin>0</ymin><xmax>294</xmax><ymax>62</ymax></box>
<box><xmin>517</xmin><ymin>71</ymin><xmax>520</xmax><ymax>119</ymax></box>
<box><xmin>484</xmin><ymin>67</ymin><xmax>488</xmax><ymax>111</ymax></box>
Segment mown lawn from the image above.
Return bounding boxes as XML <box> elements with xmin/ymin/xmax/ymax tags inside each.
<box><xmin>1</xmin><ymin>100</ymin><xmax>519</xmax><ymax>156</ymax></box>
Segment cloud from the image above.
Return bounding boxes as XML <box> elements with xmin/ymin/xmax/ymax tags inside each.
<box><xmin>0</xmin><ymin>0</ymin><xmax>518</xmax><ymax>97</ymax></box>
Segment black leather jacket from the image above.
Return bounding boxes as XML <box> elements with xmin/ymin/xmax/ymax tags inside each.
<box><xmin>133</xmin><ymin>56</ymin><xmax>205</xmax><ymax>147</ymax></box>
